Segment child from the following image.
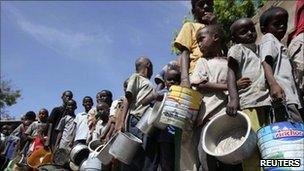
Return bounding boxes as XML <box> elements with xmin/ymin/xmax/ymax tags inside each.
<box><xmin>88</xmin><ymin>90</ymin><xmax>113</xmax><ymax>137</ymax></box>
<box><xmin>0</xmin><ymin>125</ymin><xmax>11</xmax><ymax>154</ymax></box>
<box><xmin>174</xmin><ymin>0</ymin><xmax>216</xmax><ymax>88</ymax></box>
<box><xmin>89</xmin><ymin>102</ymin><xmax>109</xmax><ymax>142</ymax></box>
<box><xmin>49</xmin><ymin>90</ymin><xmax>73</xmax><ymax>149</ymax></box>
<box><xmin>73</xmin><ymin>96</ymin><xmax>93</xmax><ymax>145</ymax></box>
<box><xmin>191</xmin><ymin>25</ymin><xmax>245</xmax><ymax>171</ymax></box>
<box><xmin>55</xmin><ymin>99</ymin><xmax>77</xmax><ymax>150</ymax></box>
<box><xmin>259</xmin><ymin>7</ymin><xmax>303</xmax><ymax>123</ymax></box>
<box><xmin>115</xmin><ymin>57</ymin><xmax>154</xmax><ymax>171</ymax></box>
<box><xmin>226</xmin><ymin>18</ymin><xmax>271</xmax><ymax>171</ymax></box>
<box><xmin>102</xmin><ymin>79</ymin><xmax>129</xmax><ymax>142</ymax></box>
<box><xmin>4</xmin><ymin>111</ymin><xmax>36</xmax><ymax>159</ymax></box>
<box><xmin>25</xmin><ymin>108</ymin><xmax>49</xmax><ymax>153</ymax></box>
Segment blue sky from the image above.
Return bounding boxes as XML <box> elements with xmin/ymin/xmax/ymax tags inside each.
<box><xmin>1</xmin><ymin>1</ymin><xmax>191</xmax><ymax>118</ymax></box>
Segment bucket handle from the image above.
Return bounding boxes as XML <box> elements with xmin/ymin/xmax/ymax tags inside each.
<box><xmin>91</xmin><ymin>145</ymin><xmax>104</xmax><ymax>158</ymax></box>
<box><xmin>270</xmin><ymin>100</ymin><xmax>293</xmax><ymax>124</ymax></box>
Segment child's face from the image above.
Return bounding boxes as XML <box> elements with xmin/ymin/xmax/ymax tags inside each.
<box><xmin>231</xmin><ymin>19</ymin><xmax>257</xmax><ymax>44</ymax></box>
<box><xmin>96</xmin><ymin>91</ymin><xmax>110</xmax><ymax>104</ymax></box>
<box><xmin>83</xmin><ymin>98</ymin><xmax>93</xmax><ymax>111</ymax></box>
<box><xmin>165</xmin><ymin>70</ymin><xmax>181</xmax><ymax>89</ymax></box>
<box><xmin>66</xmin><ymin>100</ymin><xmax>77</xmax><ymax>114</ymax></box>
<box><xmin>196</xmin><ymin>28</ymin><xmax>217</xmax><ymax>56</ymax></box>
<box><xmin>38</xmin><ymin>110</ymin><xmax>48</xmax><ymax>123</ymax></box>
<box><xmin>263</xmin><ymin>11</ymin><xmax>288</xmax><ymax>40</ymax></box>
<box><xmin>193</xmin><ymin>0</ymin><xmax>214</xmax><ymax>24</ymax></box>
<box><xmin>1</xmin><ymin>125</ymin><xmax>9</xmax><ymax>136</ymax></box>
<box><xmin>96</xmin><ymin>103</ymin><xmax>109</xmax><ymax>120</ymax></box>
<box><xmin>62</xmin><ymin>91</ymin><xmax>73</xmax><ymax>105</ymax></box>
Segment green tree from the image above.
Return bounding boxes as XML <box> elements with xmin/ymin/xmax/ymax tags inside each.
<box><xmin>171</xmin><ymin>0</ymin><xmax>267</xmax><ymax>54</ymax></box>
<box><xmin>0</xmin><ymin>79</ymin><xmax>21</xmax><ymax>120</ymax></box>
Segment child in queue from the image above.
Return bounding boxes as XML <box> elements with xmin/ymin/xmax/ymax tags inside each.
<box><xmin>259</xmin><ymin>7</ymin><xmax>303</xmax><ymax>122</ymax></box>
<box><xmin>226</xmin><ymin>18</ymin><xmax>271</xmax><ymax>171</ymax></box>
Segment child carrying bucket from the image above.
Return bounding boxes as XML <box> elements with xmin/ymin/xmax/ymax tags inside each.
<box><xmin>226</xmin><ymin>18</ymin><xmax>272</xmax><ymax>171</ymax></box>
<box><xmin>190</xmin><ymin>25</ymin><xmax>246</xmax><ymax>171</ymax></box>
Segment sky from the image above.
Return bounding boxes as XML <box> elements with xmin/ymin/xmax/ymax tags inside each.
<box><xmin>1</xmin><ymin>1</ymin><xmax>191</xmax><ymax>118</ymax></box>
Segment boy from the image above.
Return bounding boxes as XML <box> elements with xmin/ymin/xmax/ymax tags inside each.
<box><xmin>49</xmin><ymin>90</ymin><xmax>73</xmax><ymax>149</ymax></box>
<box><xmin>174</xmin><ymin>0</ymin><xmax>216</xmax><ymax>88</ymax></box>
<box><xmin>147</xmin><ymin>63</ymin><xmax>181</xmax><ymax>171</ymax></box>
<box><xmin>55</xmin><ymin>99</ymin><xmax>77</xmax><ymax>150</ymax></box>
<box><xmin>227</xmin><ymin>18</ymin><xmax>271</xmax><ymax>171</ymax></box>
<box><xmin>259</xmin><ymin>7</ymin><xmax>303</xmax><ymax>122</ymax></box>
<box><xmin>25</xmin><ymin>108</ymin><xmax>49</xmax><ymax>153</ymax></box>
<box><xmin>191</xmin><ymin>25</ymin><xmax>245</xmax><ymax>171</ymax></box>
<box><xmin>89</xmin><ymin>102</ymin><xmax>110</xmax><ymax>142</ymax></box>
<box><xmin>88</xmin><ymin>90</ymin><xmax>113</xmax><ymax>136</ymax></box>
<box><xmin>5</xmin><ymin>111</ymin><xmax>36</xmax><ymax>159</ymax></box>
<box><xmin>73</xmin><ymin>96</ymin><xmax>93</xmax><ymax>145</ymax></box>
<box><xmin>0</xmin><ymin>125</ymin><xmax>11</xmax><ymax>154</ymax></box>
<box><xmin>114</xmin><ymin>57</ymin><xmax>154</xmax><ymax>171</ymax></box>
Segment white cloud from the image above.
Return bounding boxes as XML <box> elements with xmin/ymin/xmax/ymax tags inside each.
<box><xmin>3</xmin><ymin>3</ymin><xmax>113</xmax><ymax>63</ymax></box>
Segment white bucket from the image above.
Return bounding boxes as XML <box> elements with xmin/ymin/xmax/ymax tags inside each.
<box><xmin>136</xmin><ymin>108</ymin><xmax>155</xmax><ymax>135</ymax></box>
<box><xmin>202</xmin><ymin>111</ymin><xmax>257</xmax><ymax>164</ymax></box>
<box><xmin>147</xmin><ymin>94</ymin><xmax>167</xmax><ymax>130</ymax></box>
<box><xmin>257</xmin><ymin>121</ymin><xmax>304</xmax><ymax>171</ymax></box>
<box><xmin>109</xmin><ymin>132</ymin><xmax>142</xmax><ymax>164</ymax></box>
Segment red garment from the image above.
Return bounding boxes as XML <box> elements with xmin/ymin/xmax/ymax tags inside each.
<box><xmin>33</xmin><ymin>136</ymin><xmax>47</xmax><ymax>151</ymax></box>
<box><xmin>288</xmin><ymin>0</ymin><xmax>304</xmax><ymax>44</ymax></box>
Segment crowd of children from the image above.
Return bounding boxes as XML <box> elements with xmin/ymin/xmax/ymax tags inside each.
<box><xmin>0</xmin><ymin>0</ymin><xmax>303</xmax><ymax>171</ymax></box>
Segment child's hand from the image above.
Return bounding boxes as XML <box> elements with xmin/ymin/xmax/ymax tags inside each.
<box><xmin>270</xmin><ymin>84</ymin><xmax>285</xmax><ymax>102</ymax></box>
<box><xmin>237</xmin><ymin>77</ymin><xmax>252</xmax><ymax>89</ymax></box>
<box><xmin>226</xmin><ymin>99</ymin><xmax>239</xmax><ymax>117</ymax></box>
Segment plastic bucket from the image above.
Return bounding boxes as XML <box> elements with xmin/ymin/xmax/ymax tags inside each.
<box><xmin>148</xmin><ymin>95</ymin><xmax>167</xmax><ymax>130</ymax></box>
<box><xmin>109</xmin><ymin>132</ymin><xmax>142</xmax><ymax>164</ymax></box>
<box><xmin>136</xmin><ymin>107</ymin><xmax>155</xmax><ymax>135</ymax></box>
<box><xmin>27</xmin><ymin>147</ymin><xmax>52</xmax><ymax>169</ymax></box>
<box><xmin>159</xmin><ymin>85</ymin><xmax>203</xmax><ymax>130</ymax></box>
<box><xmin>257</xmin><ymin>121</ymin><xmax>304</xmax><ymax>171</ymax></box>
<box><xmin>202</xmin><ymin>111</ymin><xmax>257</xmax><ymax>164</ymax></box>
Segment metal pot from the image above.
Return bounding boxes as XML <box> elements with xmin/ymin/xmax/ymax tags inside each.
<box><xmin>79</xmin><ymin>152</ymin><xmax>102</xmax><ymax>171</ymax></box>
<box><xmin>70</xmin><ymin>144</ymin><xmax>90</xmax><ymax>166</ymax></box>
<box><xmin>53</xmin><ymin>148</ymin><xmax>69</xmax><ymax>166</ymax></box>
<box><xmin>97</xmin><ymin>134</ymin><xmax>116</xmax><ymax>165</ymax></box>
<box><xmin>202</xmin><ymin>111</ymin><xmax>257</xmax><ymax>164</ymax></box>
<box><xmin>109</xmin><ymin>132</ymin><xmax>142</xmax><ymax>164</ymax></box>
<box><xmin>136</xmin><ymin>107</ymin><xmax>155</xmax><ymax>135</ymax></box>
<box><xmin>148</xmin><ymin>94</ymin><xmax>167</xmax><ymax>130</ymax></box>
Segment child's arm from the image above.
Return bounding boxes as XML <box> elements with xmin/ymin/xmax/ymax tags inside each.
<box><xmin>226</xmin><ymin>58</ymin><xmax>240</xmax><ymax>116</ymax></box>
<box><xmin>262</xmin><ymin>58</ymin><xmax>285</xmax><ymax>101</ymax></box>
<box><xmin>180</xmin><ymin>49</ymin><xmax>191</xmax><ymax>87</ymax></box>
<box><xmin>114</xmin><ymin>97</ymin><xmax>130</xmax><ymax>133</ymax></box>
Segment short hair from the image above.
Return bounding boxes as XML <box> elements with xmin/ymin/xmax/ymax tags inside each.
<box><xmin>39</xmin><ymin>108</ymin><xmax>49</xmax><ymax>115</ymax></box>
<box><xmin>260</xmin><ymin>7</ymin><xmax>288</xmax><ymax>27</ymax></box>
<box><xmin>135</xmin><ymin>57</ymin><xmax>151</xmax><ymax>72</ymax></box>
<box><xmin>167</xmin><ymin>62</ymin><xmax>180</xmax><ymax>72</ymax></box>
<box><xmin>191</xmin><ymin>0</ymin><xmax>213</xmax><ymax>14</ymax></box>
<box><xmin>67</xmin><ymin>99</ymin><xmax>77</xmax><ymax>106</ymax></box>
<box><xmin>83</xmin><ymin>96</ymin><xmax>93</xmax><ymax>103</ymax></box>
<box><xmin>198</xmin><ymin>24</ymin><xmax>226</xmax><ymax>46</ymax></box>
<box><xmin>25</xmin><ymin>111</ymin><xmax>36</xmax><ymax>120</ymax></box>
<box><xmin>62</xmin><ymin>90</ymin><xmax>73</xmax><ymax>98</ymax></box>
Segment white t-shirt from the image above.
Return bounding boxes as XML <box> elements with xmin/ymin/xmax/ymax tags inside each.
<box><xmin>259</xmin><ymin>33</ymin><xmax>301</xmax><ymax>106</ymax></box>
<box><xmin>228</xmin><ymin>43</ymin><xmax>270</xmax><ymax>109</ymax></box>
<box><xmin>190</xmin><ymin>57</ymin><xmax>228</xmax><ymax>122</ymax></box>
<box><xmin>92</xmin><ymin>120</ymin><xmax>107</xmax><ymax>141</ymax></box>
<box><xmin>74</xmin><ymin>112</ymin><xmax>89</xmax><ymax>141</ymax></box>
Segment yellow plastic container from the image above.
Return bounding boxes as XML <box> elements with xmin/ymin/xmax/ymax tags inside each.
<box><xmin>27</xmin><ymin>147</ymin><xmax>53</xmax><ymax>169</ymax></box>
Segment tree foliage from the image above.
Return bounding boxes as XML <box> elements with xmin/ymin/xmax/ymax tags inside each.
<box><xmin>0</xmin><ymin>79</ymin><xmax>21</xmax><ymax>119</ymax></box>
<box><xmin>171</xmin><ymin>0</ymin><xmax>268</xmax><ymax>54</ymax></box>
